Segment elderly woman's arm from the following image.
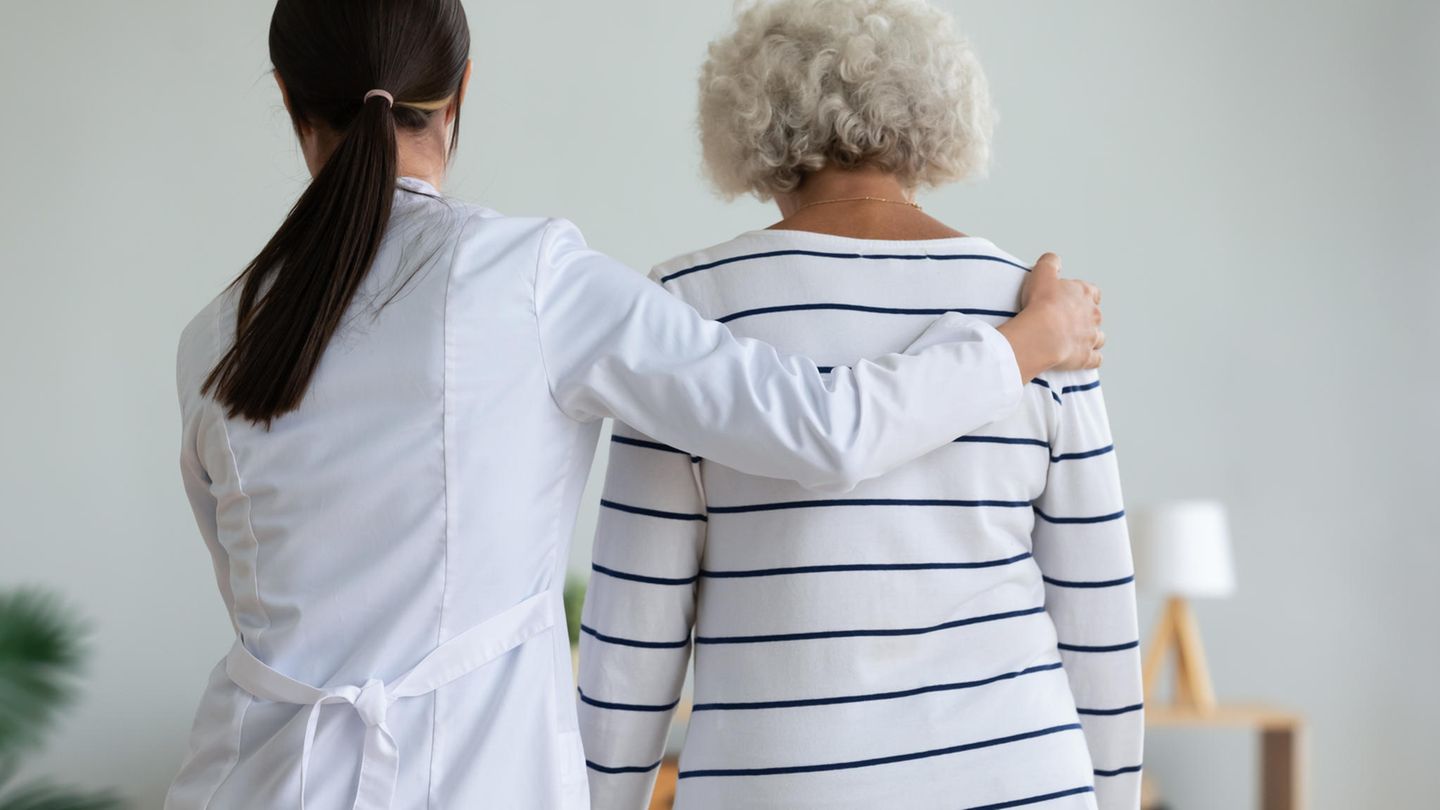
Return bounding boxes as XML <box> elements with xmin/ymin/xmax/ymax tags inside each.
<box><xmin>1032</xmin><ymin>371</ymin><xmax>1144</xmax><ymax>810</ymax></box>
<box><xmin>576</xmin><ymin>422</ymin><xmax>707</xmax><ymax>809</ymax></box>
<box><xmin>533</xmin><ymin>219</ymin><xmax>1095</xmax><ymax>491</ymax></box>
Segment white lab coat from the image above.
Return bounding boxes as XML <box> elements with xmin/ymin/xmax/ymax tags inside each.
<box><xmin>165</xmin><ymin>178</ymin><xmax>1022</xmax><ymax>810</ymax></box>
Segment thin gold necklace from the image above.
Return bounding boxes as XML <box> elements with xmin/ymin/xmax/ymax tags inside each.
<box><xmin>795</xmin><ymin>195</ymin><xmax>922</xmax><ymax>212</ymax></box>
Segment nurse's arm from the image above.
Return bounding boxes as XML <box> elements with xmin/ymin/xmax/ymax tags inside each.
<box><xmin>176</xmin><ymin>328</ymin><xmax>238</xmax><ymax>633</ymax></box>
<box><xmin>532</xmin><ymin>218</ymin><xmax>1079</xmax><ymax>492</ymax></box>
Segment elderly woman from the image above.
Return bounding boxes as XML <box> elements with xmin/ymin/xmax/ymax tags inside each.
<box><xmin>577</xmin><ymin>2</ymin><xmax>1142</xmax><ymax>809</ymax></box>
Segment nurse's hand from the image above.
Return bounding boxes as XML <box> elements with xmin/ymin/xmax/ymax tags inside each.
<box><xmin>996</xmin><ymin>253</ymin><xmax>1105</xmax><ymax>382</ymax></box>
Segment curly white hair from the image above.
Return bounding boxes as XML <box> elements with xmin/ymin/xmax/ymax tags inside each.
<box><xmin>699</xmin><ymin>0</ymin><xmax>994</xmax><ymax>201</ymax></box>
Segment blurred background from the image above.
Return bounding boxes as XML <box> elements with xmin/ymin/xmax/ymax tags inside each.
<box><xmin>1</xmin><ymin>0</ymin><xmax>1436</xmax><ymax>807</ymax></box>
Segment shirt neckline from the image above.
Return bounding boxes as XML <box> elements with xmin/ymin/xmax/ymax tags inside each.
<box><xmin>397</xmin><ymin>176</ymin><xmax>442</xmax><ymax>198</ymax></box>
<box><xmin>735</xmin><ymin>227</ymin><xmax>995</xmax><ymax>251</ymax></box>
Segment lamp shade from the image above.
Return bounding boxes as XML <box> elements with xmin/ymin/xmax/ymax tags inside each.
<box><xmin>1130</xmin><ymin>500</ymin><xmax>1236</xmax><ymax>598</ymax></box>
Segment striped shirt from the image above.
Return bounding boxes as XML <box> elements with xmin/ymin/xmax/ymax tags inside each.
<box><xmin>577</xmin><ymin>229</ymin><xmax>1144</xmax><ymax>810</ymax></box>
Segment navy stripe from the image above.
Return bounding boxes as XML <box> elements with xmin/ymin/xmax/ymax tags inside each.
<box><xmin>953</xmin><ymin>435</ymin><xmax>1113</xmax><ymax>464</ymax></box>
<box><xmin>1042</xmin><ymin>574</ymin><xmax>1135</xmax><ymax>589</ymax></box>
<box><xmin>691</xmin><ymin>661</ymin><xmax>1063</xmax><ymax>712</ymax></box>
<box><xmin>591</xmin><ymin>563</ymin><xmax>698</xmax><ymax>586</ymax></box>
<box><xmin>701</xmin><ymin>552</ymin><xmax>1033</xmax><ymax>580</ymax></box>
<box><xmin>610</xmin><ymin>435</ymin><xmax>701</xmax><ymax>463</ymax></box>
<box><xmin>577</xmin><ymin>688</ymin><xmax>681</xmax><ymax>713</ymax></box>
<box><xmin>660</xmin><ymin>249</ymin><xmax>1030</xmax><ymax>284</ymax></box>
<box><xmin>694</xmin><ymin>605</ymin><xmax>1045</xmax><ymax>645</ymax></box>
<box><xmin>965</xmin><ymin>786</ymin><xmax>1097</xmax><ymax>810</ymax></box>
<box><xmin>1057</xmin><ymin>640</ymin><xmax>1141</xmax><ymax>654</ymax></box>
<box><xmin>1033</xmin><ymin>507</ymin><xmax>1126</xmax><ymax>525</ymax></box>
<box><xmin>1049</xmin><ymin>444</ymin><xmax>1115</xmax><ymax>463</ymax></box>
<box><xmin>717</xmin><ymin>302</ymin><xmax>1015</xmax><ymax>324</ymax></box>
<box><xmin>709</xmin><ymin>498</ymin><xmax>1033</xmax><ymax>515</ymax></box>
<box><xmin>1029</xmin><ymin>377</ymin><xmax>1101</xmax><ymax>404</ymax></box>
<box><xmin>677</xmin><ymin>723</ymin><xmax>1081</xmax><ymax>779</ymax></box>
<box><xmin>586</xmin><ymin>758</ymin><xmax>664</xmax><ymax>775</ymax></box>
<box><xmin>580</xmin><ymin>624</ymin><xmax>689</xmax><ymax>649</ymax></box>
<box><xmin>600</xmin><ymin>499</ymin><xmax>708</xmax><ymax>522</ymax></box>
<box><xmin>1076</xmin><ymin>702</ymin><xmax>1145</xmax><ymax>717</ymax></box>
<box><xmin>1095</xmin><ymin>764</ymin><xmax>1145</xmax><ymax>777</ymax></box>
<box><xmin>955</xmin><ymin>435</ymin><xmax>1051</xmax><ymax>449</ymax></box>
<box><xmin>1030</xmin><ymin>378</ymin><xmax>1064</xmax><ymax>404</ymax></box>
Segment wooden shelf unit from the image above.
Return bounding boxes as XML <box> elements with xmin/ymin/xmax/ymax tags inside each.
<box><xmin>1145</xmin><ymin>704</ymin><xmax>1306</xmax><ymax>810</ymax></box>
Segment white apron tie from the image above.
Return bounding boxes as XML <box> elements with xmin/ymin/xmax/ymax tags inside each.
<box><xmin>224</xmin><ymin>589</ymin><xmax>556</xmax><ymax>810</ymax></box>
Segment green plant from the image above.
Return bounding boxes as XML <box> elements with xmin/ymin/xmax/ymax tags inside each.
<box><xmin>0</xmin><ymin>589</ymin><xmax>124</xmax><ymax>810</ymax></box>
<box><xmin>563</xmin><ymin>575</ymin><xmax>587</xmax><ymax>648</ymax></box>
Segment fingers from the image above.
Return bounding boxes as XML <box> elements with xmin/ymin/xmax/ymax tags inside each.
<box><xmin>1059</xmin><ymin>279</ymin><xmax>1103</xmax><ymax>329</ymax></box>
<box><xmin>1019</xmin><ymin>255</ymin><xmax>1109</xmax><ymax>374</ymax></box>
<box><xmin>1031</xmin><ymin>253</ymin><xmax>1062</xmax><ymax>281</ymax></box>
<box><xmin>1069</xmin><ymin>279</ymin><xmax>1103</xmax><ymax>329</ymax></box>
<box><xmin>1020</xmin><ymin>253</ymin><xmax>1061</xmax><ymax>307</ymax></box>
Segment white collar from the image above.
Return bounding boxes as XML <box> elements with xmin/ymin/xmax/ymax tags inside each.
<box><xmin>396</xmin><ymin>176</ymin><xmax>441</xmax><ymax>198</ymax></box>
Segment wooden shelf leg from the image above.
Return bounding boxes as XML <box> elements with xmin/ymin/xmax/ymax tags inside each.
<box><xmin>1142</xmin><ymin>598</ymin><xmax>1178</xmax><ymax>701</ymax></box>
<box><xmin>1260</xmin><ymin>725</ymin><xmax>1303</xmax><ymax>810</ymax></box>
<box><xmin>1172</xmin><ymin>598</ymin><xmax>1217</xmax><ymax>713</ymax></box>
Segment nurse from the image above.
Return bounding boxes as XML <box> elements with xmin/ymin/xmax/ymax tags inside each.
<box><xmin>164</xmin><ymin>1</ymin><xmax>1104</xmax><ymax>809</ymax></box>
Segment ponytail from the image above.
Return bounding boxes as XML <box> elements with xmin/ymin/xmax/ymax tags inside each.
<box><xmin>203</xmin><ymin>0</ymin><xmax>470</xmax><ymax>426</ymax></box>
<box><xmin>203</xmin><ymin>95</ymin><xmax>397</xmax><ymax>425</ymax></box>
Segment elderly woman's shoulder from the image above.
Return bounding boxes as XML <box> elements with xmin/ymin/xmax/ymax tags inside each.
<box><xmin>646</xmin><ymin>230</ymin><xmax>780</xmax><ymax>286</ymax></box>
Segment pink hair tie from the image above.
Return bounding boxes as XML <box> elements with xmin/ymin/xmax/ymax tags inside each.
<box><xmin>364</xmin><ymin>89</ymin><xmax>394</xmax><ymax>106</ymax></box>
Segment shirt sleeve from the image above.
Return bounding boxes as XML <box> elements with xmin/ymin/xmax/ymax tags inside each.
<box><xmin>1031</xmin><ymin>371</ymin><xmax>1144</xmax><ymax>810</ymax></box>
<box><xmin>177</xmin><ymin>325</ymin><xmax>237</xmax><ymax>630</ymax></box>
<box><xmin>576</xmin><ymin>423</ymin><xmax>705</xmax><ymax>809</ymax></box>
<box><xmin>531</xmin><ymin>219</ymin><xmax>1023</xmax><ymax>493</ymax></box>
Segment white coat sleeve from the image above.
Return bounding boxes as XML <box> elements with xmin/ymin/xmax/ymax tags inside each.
<box><xmin>576</xmin><ymin>423</ymin><xmax>706</xmax><ymax>809</ymax></box>
<box><xmin>177</xmin><ymin>324</ymin><xmax>237</xmax><ymax>630</ymax></box>
<box><xmin>1031</xmin><ymin>371</ymin><xmax>1143</xmax><ymax>810</ymax></box>
<box><xmin>531</xmin><ymin>219</ymin><xmax>1024</xmax><ymax>492</ymax></box>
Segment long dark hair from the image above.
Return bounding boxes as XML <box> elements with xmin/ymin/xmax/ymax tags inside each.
<box><xmin>204</xmin><ymin>0</ymin><xmax>471</xmax><ymax>425</ymax></box>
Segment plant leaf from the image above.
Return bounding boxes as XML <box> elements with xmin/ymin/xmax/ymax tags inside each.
<box><xmin>0</xmin><ymin>781</ymin><xmax>125</xmax><ymax>810</ymax></box>
<box><xmin>0</xmin><ymin>590</ymin><xmax>86</xmax><ymax>758</ymax></box>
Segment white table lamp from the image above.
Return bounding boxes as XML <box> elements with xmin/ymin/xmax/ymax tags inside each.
<box><xmin>1132</xmin><ymin>500</ymin><xmax>1236</xmax><ymax>714</ymax></box>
